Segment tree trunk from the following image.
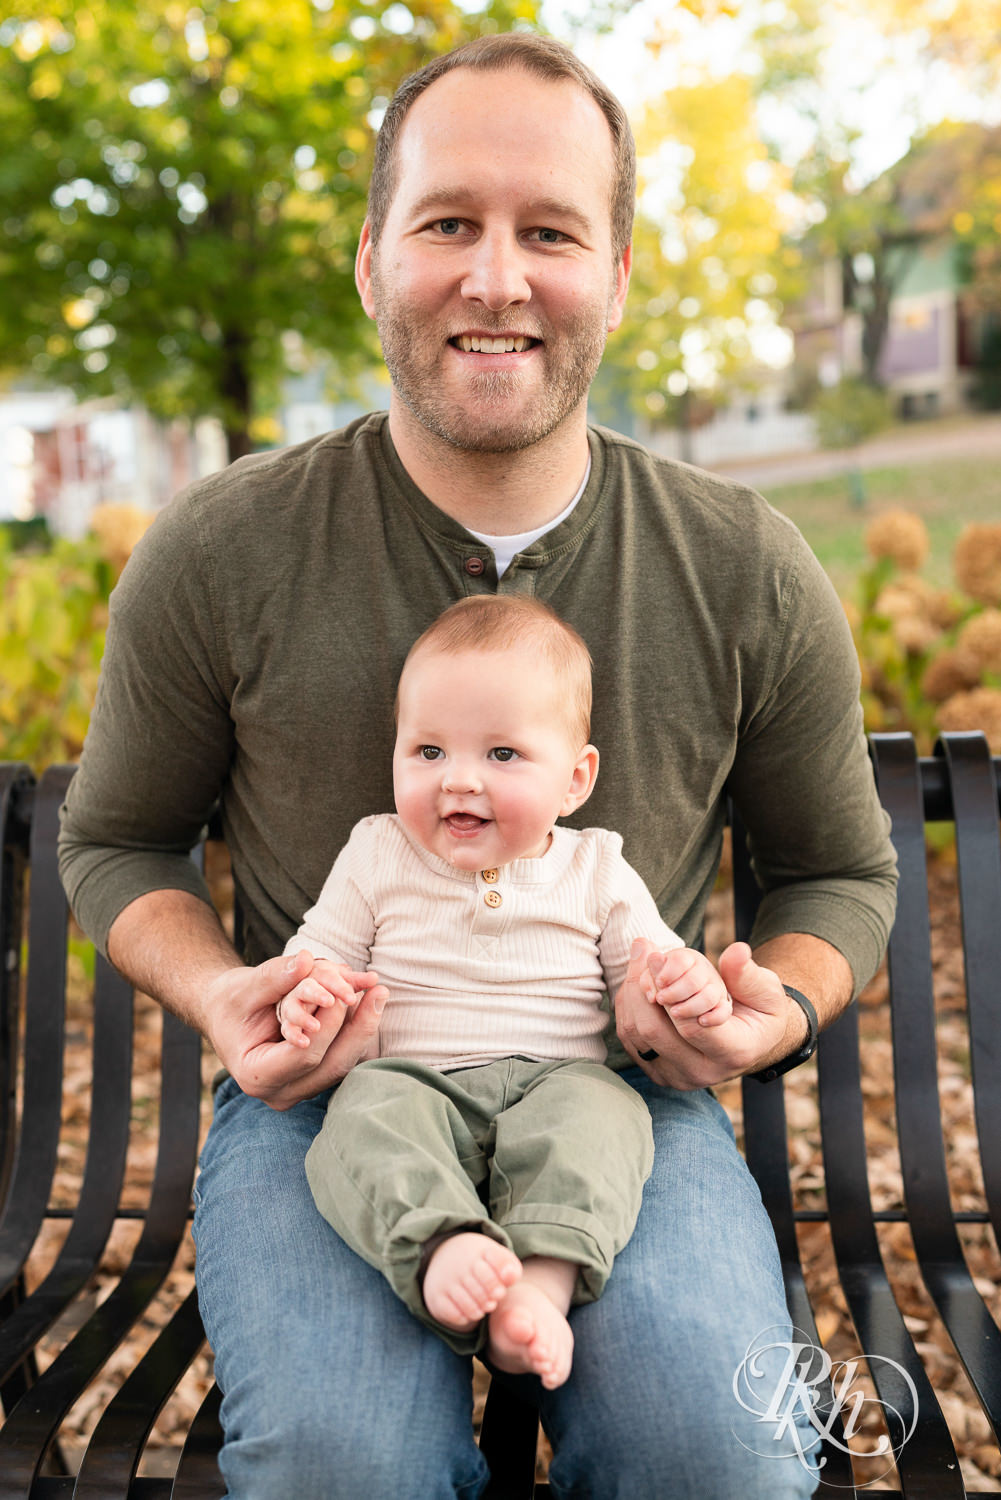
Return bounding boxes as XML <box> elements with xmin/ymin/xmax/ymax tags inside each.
<box><xmin>221</xmin><ymin>327</ymin><xmax>254</xmax><ymax>465</ymax></box>
<box><xmin>225</xmin><ymin>423</ymin><xmax>254</xmax><ymax>465</ymax></box>
<box><xmin>677</xmin><ymin>389</ymin><xmax>694</xmax><ymax>465</ymax></box>
<box><xmin>861</xmin><ymin>273</ymin><xmax>892</xmax><ymax>387</ymax></box>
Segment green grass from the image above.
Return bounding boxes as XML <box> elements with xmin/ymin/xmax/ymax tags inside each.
<box><xmin>763</xmin><ymin>454</ymin><xmax>1001</xmax><ymax>597</ymax></box>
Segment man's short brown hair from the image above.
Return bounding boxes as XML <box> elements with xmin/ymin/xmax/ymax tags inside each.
<box><xmin>399</xmin><ymin>595</ymin><xmax>594</xmax><ymax>748</ymax></box>
<box><xmin>368</xmin><ymin>32</ymin><xmax>635</xmax><ymax>266</ymax></box>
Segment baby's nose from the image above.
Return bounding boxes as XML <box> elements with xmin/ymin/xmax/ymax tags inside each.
<box><xmin>442</xmin><ymin>759</ymin><xmax>483</xmax><ymax>793</ymax></box>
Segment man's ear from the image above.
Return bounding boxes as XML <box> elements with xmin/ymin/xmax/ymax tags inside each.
<box><xmin>560</xmin><ymin>745</ymin><xmax>600</xmax><ymax>817</ymax></box>
<box><xmin>356</xmin><ymin>218</ymin><xmax>376</xmax><ymax>320</ymax></box>
<box><xmin>606</xmin><ymin>243</ymin><xmax>632</xmax><ymax>334</ymax></box>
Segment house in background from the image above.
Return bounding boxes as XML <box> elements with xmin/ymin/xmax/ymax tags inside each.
<box><xmin>0</xmin><ymin>390</ymin><xmax>227</xmax><ymax>535</ymax></box>
<box><xmin>0</xmin><ymin>368</ymin><xmax>380</xmax><ymax>535</ymax></box>
<box><xmin>789</xmin><ymin>123</ymin><xmax>1000</xmax><ymax>419</ymax></box>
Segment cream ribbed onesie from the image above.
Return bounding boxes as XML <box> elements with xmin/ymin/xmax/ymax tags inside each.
<box><xmin>284</xmin><ymin>813</ymin><xmax>682</xmax><ymax>1070</ymax></box>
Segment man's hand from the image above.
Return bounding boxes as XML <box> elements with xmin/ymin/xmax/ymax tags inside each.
<box><xmin>615</xmin><ymin>938</ymin><xmax>800</xmax><ymax>1089</ymax></box>
<box><xmin>204</xmin><ymin>949</ymin><xmax>388</xmax><ymax>1110</ymax></box>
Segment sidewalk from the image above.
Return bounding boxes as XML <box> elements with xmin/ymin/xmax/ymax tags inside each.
<box><xmin>707</xmin><ymin>414</ymin><xmax>1001</xmax><ymax>491</ymax></box>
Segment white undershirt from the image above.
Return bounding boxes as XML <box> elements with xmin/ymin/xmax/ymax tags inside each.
<box><xmin>465</xmin><ymin>457</ymin><xmax>592</xmax><ymax>577</ymax></box>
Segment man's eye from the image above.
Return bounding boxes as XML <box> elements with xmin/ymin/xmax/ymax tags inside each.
<box><xmin>419</xmin><ymin>746</ymin><xmax>443</xmax><ymax>760</ymax></box>
<box><xmin>436</xmin><ymin>219</ymin><xmax>462</xmax><ymax>235</ymax></box>
<box><xmin>490</xmin><ymin>747</ymin><xmax>518</xmax><ymax>762</ymax></box>
<box><xmin>534</xmin><ymin>228</ymin><xmax>565</xmax><ymax>244</ymax></box>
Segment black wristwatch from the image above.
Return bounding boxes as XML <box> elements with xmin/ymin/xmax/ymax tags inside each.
<box><xmin>750</xmin><ymin>985</ymin><xmax>819</xmax><ymax>1083</ymax></box>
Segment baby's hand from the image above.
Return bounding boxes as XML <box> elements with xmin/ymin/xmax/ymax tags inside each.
<box><xmin>277</xmin><ymin>959</ymin><xmax>382</xmax><ymax>1049</ymax></box>
<box><xmin>645</xmin><ymin>947</ymin><xmax>733</xmax><ymax>1034</ymax></box>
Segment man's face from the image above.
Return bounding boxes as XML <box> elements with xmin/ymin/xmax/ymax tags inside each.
<box><xmin>357</xmin><ymin>66</ymin><xmax>631</xmax><ymax>455</ymax></box>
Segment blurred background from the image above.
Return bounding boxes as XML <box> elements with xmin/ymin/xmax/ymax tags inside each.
<box><xmin>2</xmin><ymin>0</ymin><xmax>1001</xmax><ymax>762</ymax></box>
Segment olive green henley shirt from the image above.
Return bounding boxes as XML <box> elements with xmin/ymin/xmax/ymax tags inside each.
<box><xmin>59</xmin><ymin>413</ymin><xmax>897</xmax><ymax>1064</ymax></box>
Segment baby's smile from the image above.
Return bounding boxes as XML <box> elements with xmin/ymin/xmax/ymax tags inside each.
<box><xmin>445</xmin><ymin>813</ymin><xmax>489</xmax><ymax>836</ymax></box>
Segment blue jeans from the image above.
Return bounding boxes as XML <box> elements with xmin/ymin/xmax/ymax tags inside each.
<box><xmin>193</xmin><ymin>1068</ymin><xmax>819</xmax><ymax>1499</ymax></box>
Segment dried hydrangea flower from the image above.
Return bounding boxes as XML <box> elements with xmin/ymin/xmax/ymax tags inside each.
<box><xmin>956</xmin><ymin>609</ymin><xmax>1001</xmax><ymax>676</ymax></box>
<box><xmin>875</xmin><ymin>578</ymin><xmax>943</xmax><ymax>654</ymax></box>
<box><xmin>954</xmin><ymin>524</ymin><xmax>1001</xmax><ymax>606</ymax></box>
<box><xmin>937</xmin><ymin>686</ymin><xmax>1001</xmax><ymax>753</ymax></box>
<box><xmin>865</xmin><ymin>510</ymin><xmax>929</xmax><ymax>571</ymax></box>
<box><xmin>921</xmin><ymin>650</ymin><xmax>982</xmax><ymax>704</ymax></box>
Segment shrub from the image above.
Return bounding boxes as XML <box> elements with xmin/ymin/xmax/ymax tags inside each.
<box><xmin>1</xmin><ymin>505</ymin><xmax>153</xmax><ymax>769</ymax></box>
<box><xmin>812</xmin><ymin>379</ymin><xmax>894</xmax><ymax>451</ymax></box>
<box><xmin>849</xmin><ymin>516</ymin><xmax>1001</xmax><ymax>752</ymax></box>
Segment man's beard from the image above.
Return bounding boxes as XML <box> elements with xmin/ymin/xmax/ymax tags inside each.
<box><xmin>369</xmin><ymin>265</ymin><xmax>613</xmax><ymax>454</ymax></box>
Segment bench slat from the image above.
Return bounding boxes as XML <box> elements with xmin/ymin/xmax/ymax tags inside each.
<box><xmin>0</xmin><ymin>765</ymin><xmax>32</xmax><ymax>1211</ymax></box>
<box><xmin>171</xmin><ymin>1382</ymin><xmax>226</xmax><ymax>1499</ymax></box>
<box><xmin>0</xmin><ymin>769</ymin><xmax>72</xmax><ymax>1300</ymax></box>
<box><xmin>0</xmin><ymin>947</ymin><xmax>133</xmax><ymax>1382</ymax></box>
<box><xmin>944</xmin><ymin>734</ymin><xmax>1001</xmax><ymax>1244</ymax></box>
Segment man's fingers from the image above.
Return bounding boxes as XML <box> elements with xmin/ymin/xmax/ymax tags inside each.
<box><xmin>627</xmin><ymin>936</ymin><xmax>656</xmax><ymax>969</ymax></box>
<box><xmin>261</xmin><ymin>949</ymin><xmax>313</xmax><ymax>1002</ymax></box>
<box><xmin>351</xmin><ymin>982</ymin><xmax>389</xmax><ymax>1023</ymax></box>
<box><xmin>626</xmin><ymin>937</ymin><xmax>659</xmax><ymax>990</ymax></box>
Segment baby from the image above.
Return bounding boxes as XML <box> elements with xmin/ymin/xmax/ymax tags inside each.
<box><xmin>278</xmin><ymin>595</ymin><xmax>732</xmax><ymax>1389</ymax></box>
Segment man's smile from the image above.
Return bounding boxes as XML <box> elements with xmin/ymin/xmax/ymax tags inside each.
<box><xmin>450</xmin><ymin>335</ymin><xmax>541</xmax><ymax>353</ymax></box>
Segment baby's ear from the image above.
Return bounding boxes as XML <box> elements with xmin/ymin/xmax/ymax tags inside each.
<box><xmin>560</xmin><ymin>744</ymin><xmax>599</xmax><ymax>816</ymax></box>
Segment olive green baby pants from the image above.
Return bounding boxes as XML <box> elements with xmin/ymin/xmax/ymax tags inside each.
<box><xmin>304</xmin><ymin>1055</ymin><xmax>655</xmax><ymax>1355</ymax></box>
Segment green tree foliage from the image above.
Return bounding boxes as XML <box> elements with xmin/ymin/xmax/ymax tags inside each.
<box><xmin>0</xmin><ymin>0</ymin><xmax>537</xmax><ymax>460</ymax></box>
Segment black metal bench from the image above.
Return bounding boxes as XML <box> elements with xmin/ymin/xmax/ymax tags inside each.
<box><xmin>1</xmin><ymin>732</ymin><xmax>999</xmax><ymax>1498</ymax></box>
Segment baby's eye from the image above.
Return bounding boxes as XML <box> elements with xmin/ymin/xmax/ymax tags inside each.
<box><xmin>419</xmin><ymin>745</ymin><xmax>443</xmax><ymax>761</ymax></box>
<box><xmin>489</xmin><ymin>747</ymin><xmax>518</xmax><ymax>762</ymax></box>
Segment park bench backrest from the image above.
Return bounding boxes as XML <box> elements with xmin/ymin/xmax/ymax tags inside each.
<box><xmin>0</xmin><ymin>732</ymin><xmax>999</xmax><ymax>1498</ymax></box>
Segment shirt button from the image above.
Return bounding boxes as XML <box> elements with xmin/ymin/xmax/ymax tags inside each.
<box><xmin>484</xmin><ymin>890</ymin><xmax>502</xmax><ymax>908</ymax></box>
<box><xmin>464</xmin><ymin>556</ymin><xmax>486</xmax><ymax>577</ymax></box>
<box><xmin>481</xmin><ymin>868</ymin><xmax>499</xmax><ymax>883</ymax></box>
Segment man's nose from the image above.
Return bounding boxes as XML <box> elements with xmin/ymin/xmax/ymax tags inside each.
<box><xmin>460</xmin><ymin>230</ymin><xmax>531</xmax><ymax>310</ymax></box>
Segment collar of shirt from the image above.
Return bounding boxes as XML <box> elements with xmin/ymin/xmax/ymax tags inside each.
<box><xmin>464</xmin><ymin>457</ymin><xmax>592</xmax><ymax>578</ymax></box>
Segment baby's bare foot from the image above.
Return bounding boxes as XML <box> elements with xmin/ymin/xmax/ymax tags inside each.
<box><xmin>487</xmin><ymin>1281</ymin><xmax>574</xmax><ymax>1389</ymax></box>
<box><xmin>422</xmin><ymin>1233</ymin><xmax>522</xmax><ymax>1332</ymax></box>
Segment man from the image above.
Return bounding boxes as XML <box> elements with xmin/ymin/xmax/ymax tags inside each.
<box><xmin>60</xmin><ymin>32</ymin><xmax>897</xmax><ymax>1499</ymax></box>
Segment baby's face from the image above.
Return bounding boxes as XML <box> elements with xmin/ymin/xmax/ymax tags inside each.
<box><xmin>393</xmin><ymin>644</ymin><xmax>594</xmax><ymax>870</ymax></box>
